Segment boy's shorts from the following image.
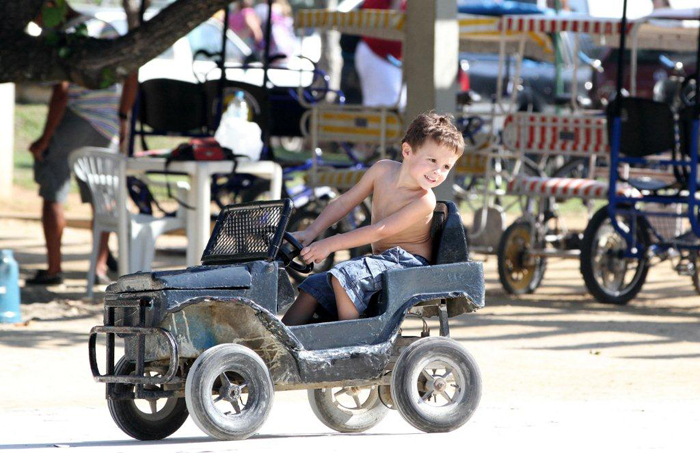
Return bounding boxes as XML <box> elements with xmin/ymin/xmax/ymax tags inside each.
<box><xmin>298</xmin><ymin>246</ymin><xmax>429</xmax><ymax>319</ymax></box>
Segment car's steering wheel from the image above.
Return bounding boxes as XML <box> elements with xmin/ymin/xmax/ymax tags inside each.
<box><xmin>279</xmin><ymin>231</ymin><xmax>314</xmax><ymax>274</ymax></box>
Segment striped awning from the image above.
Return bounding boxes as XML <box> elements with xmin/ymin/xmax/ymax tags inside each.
<box><xmin>501</xmin><ymin>15</ymin><xmax>633</xmax><ymax>37</ymax></box>
<box><xmin>295</xmin><ymin>9</ymin><xmax>404</xmax><ymax>40</ymax></box>
<box><xmin>458</xmin><ymin>15</ymin><xmax>554</xmax><ymax>59</ymax></box>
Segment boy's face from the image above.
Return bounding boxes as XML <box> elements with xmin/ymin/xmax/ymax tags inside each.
<box><xmin>402</xmin><ymin>139</ymin><xmax>460</xmax><ymax>190</ymax></box>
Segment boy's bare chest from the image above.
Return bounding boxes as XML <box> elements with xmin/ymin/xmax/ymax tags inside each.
<box><xmin>371</xmin><ymin>181</ymin><xmax>421</xmax><ymax>222</ymax></box>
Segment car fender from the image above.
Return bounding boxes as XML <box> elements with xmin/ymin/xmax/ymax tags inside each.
<box><xmin>143</xmin><ymin>296</ymin><xmax>303</xmax><ymax>386</ymax></box>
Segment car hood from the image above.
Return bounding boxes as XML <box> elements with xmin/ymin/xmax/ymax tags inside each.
<box><xmin>106</xmin><ymin>264</ymin><xmax>252</xmax><ymax>293</ymax></box>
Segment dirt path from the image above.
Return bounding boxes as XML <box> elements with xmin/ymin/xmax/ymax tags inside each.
<box><xmin>1</xmin><ymin>217</ymin><xmax>699</xmax><ymax>450</ymax></box>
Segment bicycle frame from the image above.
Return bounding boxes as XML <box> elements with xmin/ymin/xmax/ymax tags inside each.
<box><xmin>607</xmin><ymin>10</ymin><xmax>700</xmax><ymax>257</ymax></box>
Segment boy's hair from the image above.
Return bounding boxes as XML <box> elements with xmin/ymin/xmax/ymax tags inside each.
<box><xmin>402</xmin><ymin>111</ymin><xmax>464</xmax><ymax>156</ymax></box>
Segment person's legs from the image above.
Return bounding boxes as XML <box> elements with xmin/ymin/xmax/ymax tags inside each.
<box><xmin>281</xmin><ymin>290</ymin><xmax>319</xmax><ymax>326</ymax></box>
<box><xmin>96</xmin><ymin>231</ymin><xmax>110</xmax><ymax>276</ymax></box>
<box><xmin>85</xmin><ymin>200</ymin><xmax>111</xmax><ymax>278</ymax></box>
<box><xmin>42</xmin><ymin>200</ymin><xmax>65</xmax><ymax>276</ymax></box>
<box><xmin>355</xmin><ymin>40</ymin><xmax>403</xmax><ymax>108</ymax></box>
<box><xmin>330</xmin><ymin>275</ymin><xmax>360</xmax><ymax>321</ymax></box>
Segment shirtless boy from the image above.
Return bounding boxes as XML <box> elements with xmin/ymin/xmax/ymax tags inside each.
<box><xmin>282</xmin><ymin>112</ymin><xmax>465</xmax><ymax>326</ymax></box>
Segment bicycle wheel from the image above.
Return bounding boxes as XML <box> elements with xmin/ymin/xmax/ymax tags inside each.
<box><xmin>580</xmin><ymin>206</ymin><xmax>650</xmax><ymax>305</ymax></box>
<box><xmin>497</xmin><ymin>220</ymin><xmax>547</xmax><ymax>295</ymax></box>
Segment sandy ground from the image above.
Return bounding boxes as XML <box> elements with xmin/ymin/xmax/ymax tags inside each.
<box><xmin>1</xmin><ymin>215</ymin><xmax>699</xmax><ymax>452</ymax></box>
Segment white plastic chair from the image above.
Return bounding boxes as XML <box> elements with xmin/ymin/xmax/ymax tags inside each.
<box><xmin>69</xmin><ymin>147</ymin><xmax>187</xmax><ymax>297</ymax></box>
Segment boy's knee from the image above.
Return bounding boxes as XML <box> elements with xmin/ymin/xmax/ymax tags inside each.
<box><xmin>298</xmin><ymin>289</ymin><xmax>318</xmax><ymax>304</ymax></box>
<box><xmin>330</xmin><ymin>275</ymin><xmax>341</xmax><ymax>289</ymax></box>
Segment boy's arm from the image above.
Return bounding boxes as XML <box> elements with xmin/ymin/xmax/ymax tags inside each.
<box><xmin>300</xmin><ymin>194</ymin><xmax>435</xmax><ymax>263</ymax></box>
<box><xmin>299</xmin><ymin>161</ymin><xmax>388</xmax><ymax>243</ymax></box>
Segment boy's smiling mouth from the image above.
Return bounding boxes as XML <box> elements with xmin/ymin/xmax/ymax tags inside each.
<box><xmin>424</xmin><ymin>175</ymin><xmax>437</xmax><ymax>184</ymax></box>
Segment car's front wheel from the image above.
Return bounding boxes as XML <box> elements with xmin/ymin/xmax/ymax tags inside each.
<box><xmin>108</xmin><ymin>357</ymin><xmax>189</xmax><ymax>440</ymax></box>
<box><xmin>185</xmin><ymin>344</ymin><xmax>274</xmax><ymax>440</ymax></box>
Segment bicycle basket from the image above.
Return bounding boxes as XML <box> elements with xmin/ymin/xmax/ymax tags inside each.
<box><xmin>201</xmin><ymin>199</ymin><xmax>293</xmax><ymax>265</ymax></box>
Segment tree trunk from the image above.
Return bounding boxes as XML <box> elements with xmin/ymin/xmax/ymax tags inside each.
<box><xmin>0</xmin><ymin>0</ymin><xmax>230</xmax><ymax>88</ymax></box>
<box><xmin>317</xmin><ymin>0</ymin><xmax>342</xmax><ymax>100</ymax></box>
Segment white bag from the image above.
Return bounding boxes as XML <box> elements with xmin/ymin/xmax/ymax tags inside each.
<box><xmin>214</xmin><ymin>112</ymin><xmax>264</xmax><ymax>162</ymax></box>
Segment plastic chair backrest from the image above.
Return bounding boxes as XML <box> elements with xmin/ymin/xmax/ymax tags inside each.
<box><xmin>70</xmin><ymin>148</ymin><xmax>125</xmax><ymax>222</ymax></box>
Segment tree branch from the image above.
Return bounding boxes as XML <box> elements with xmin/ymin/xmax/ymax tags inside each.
<box><xmin>0</xmin><ymin>0</ymin><xmax>231</xmax><ymax>88</ymax></box>
<box><xmin>0</xmin><ymin>0</ymin><xmax>46</xmax><ymax>35</ymax></box>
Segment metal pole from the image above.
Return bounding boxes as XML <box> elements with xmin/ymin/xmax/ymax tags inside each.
<box><xmin>262</xmin><ymin>0</ymin><xmax>274</xmax><ymax>88</ymax></box>
<box><xmin>554</xmin><ymin>0</ymin><xmax>563</xmax><ymax>115</ymax></box>
<box><xmin>615</xmin><ymin>0</ymin><xmax>628</xmax><ymax>117</ymax></box>
<box><xmin>214</xmin><ymin>4</ymin><xmax>231</xmax><ymax>131</ymax></box>
<box><xmin>694</xmin><ymin>9</ymin><xmax>700</xmax><ymax>119</ymax></box>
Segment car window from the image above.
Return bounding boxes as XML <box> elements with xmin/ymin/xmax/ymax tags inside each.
<box><xmin>188</xmin><ymin>23</ymin><xmax>245</xmax><ymax>64</ymax></box>
<box><xmin>157</xmin><ymin>46</ymin><xmax>176</xmax><ymax>60</ymax></box>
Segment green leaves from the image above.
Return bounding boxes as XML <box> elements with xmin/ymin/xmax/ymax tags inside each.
<box><xmin>41</xmin><ymin>0</ymin><xmax>68</xmax><ymax>29</ymax></box>
<box><xmin>99</xmin><ymin>67</ymin><xmax>116</xmax><ymax>88</ymax></box>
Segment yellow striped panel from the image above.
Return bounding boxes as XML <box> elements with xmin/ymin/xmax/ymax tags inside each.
<box><xmin>307</xmin><ymin>169</ymin><xmax>367</xmax><ymax>190</ymax></box>
<box><xmin>455</xmin><ymin>153</ymin><xmax>488</xmax><ymax>176</ymax></box>
<box><xmin>312</xmin><ymin>110</ymin><xmax>403</xmax><ymax>144</ymax></box>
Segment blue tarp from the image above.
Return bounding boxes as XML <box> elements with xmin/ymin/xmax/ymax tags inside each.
<box><xmin>457</xmin><ymin>0</ymin><xmax>546</xmax><ymax>17</ymax></box>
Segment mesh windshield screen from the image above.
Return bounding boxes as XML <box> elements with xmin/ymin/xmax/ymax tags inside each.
<box><xmin>202</xmin><ymin>200</ymin><xmax>291</xmax><ymax>264</ymax></box>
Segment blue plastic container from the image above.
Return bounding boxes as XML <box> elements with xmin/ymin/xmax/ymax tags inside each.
<box><xmin>0</xmin><ymin>250</ymin><xmax>21</xmax><ymax>323</ymax></box>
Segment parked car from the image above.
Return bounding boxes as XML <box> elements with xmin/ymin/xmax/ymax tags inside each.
<box><xmin>589</xmin><ymin>47</ymin><xmax>697</xmax><ymax>108</ymax></box>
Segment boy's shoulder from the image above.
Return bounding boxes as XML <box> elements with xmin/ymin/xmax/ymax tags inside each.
<box><xmin>370</xmin><ymin>159</ymin><xmax>400</xmax><ymax>173</ymax></box>
<box><xmin>421</xmin><ymin>187</ymin><xmax>437</xmax><ymax>210</ymax></box>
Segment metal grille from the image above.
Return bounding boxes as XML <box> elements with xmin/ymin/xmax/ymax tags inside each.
<box><xmin>644</xmin><ymin>203</ymin><xmax>683</xmax><ymax>242</ymax></box>
<box><xmin>202</xmin><ymin>200</ymin><xmax>292</xmax><ymax>265</ymax></box>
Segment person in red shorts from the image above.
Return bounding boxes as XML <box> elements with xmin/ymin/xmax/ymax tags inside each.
<box><xmin>355</xmin><ymin>0</ymin><xmax>406</xmax><ymax>108</ymax></box>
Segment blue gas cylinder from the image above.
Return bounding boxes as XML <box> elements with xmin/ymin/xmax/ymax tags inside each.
<box><xmin>0</xmin><ymin>250</ymin><xmax>21</xmax><ymax>323</ymax></box>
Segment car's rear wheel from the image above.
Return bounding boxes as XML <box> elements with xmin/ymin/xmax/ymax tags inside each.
<box><xmin>308</xmin><ymin>385</ymin><xmax>388</xmax><ymax>433</ymax></box>
<box><xmin>391</xmin><ymin>337</ymin><xmax>481</xmax><ymax>433</ymax></box>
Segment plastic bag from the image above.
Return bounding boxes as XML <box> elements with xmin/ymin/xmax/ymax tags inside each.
<box><xmin>214</xmin><ymin>105</ymin><xmax>264</xmax><ymax>161</ymax></box>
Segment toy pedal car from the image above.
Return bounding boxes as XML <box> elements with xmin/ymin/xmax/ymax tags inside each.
<box><xmin>88</xmin><ymin>199</ymin><xmax>485</xmax><ymax>440</ymax></box>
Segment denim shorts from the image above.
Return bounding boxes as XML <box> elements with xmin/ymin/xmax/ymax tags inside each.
<box><xmin>298</xmin><ymin>247</ymin><xmax>429</xmax><ymax>319</ymax></box>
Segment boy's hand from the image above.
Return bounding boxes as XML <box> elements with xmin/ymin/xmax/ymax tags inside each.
<box><xmin>290</xmin><ymin>230</ymin><xmax>314</xmax><ymax>247</ymax></box>
<box><xmin>300</xmin><ymin>238</ymin><xmax>333</xmax><ymax>264</ymax></box>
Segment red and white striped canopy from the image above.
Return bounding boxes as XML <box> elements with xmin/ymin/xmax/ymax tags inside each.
<box><xmin>501</xmin><ymin>15</ymin><xmax>634</xmax><ymax>37</ymax></box>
